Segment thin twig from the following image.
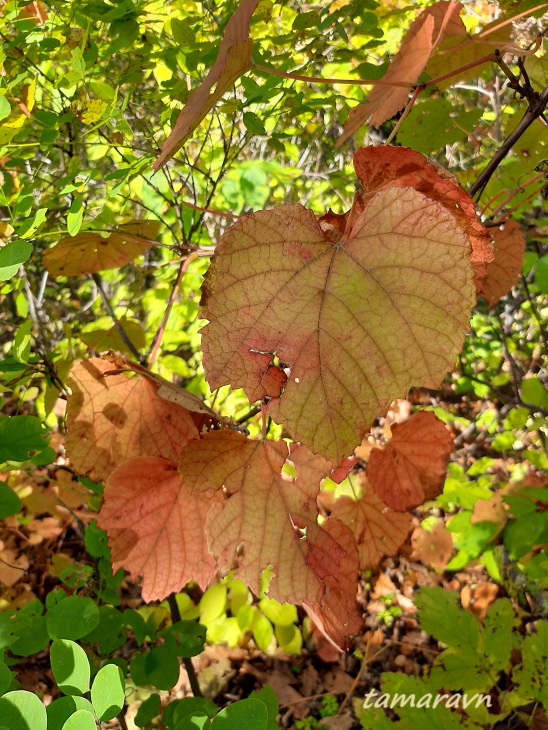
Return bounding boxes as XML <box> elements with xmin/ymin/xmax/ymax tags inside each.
<box><xmin>167</xmin><ymin>594</ymin><xmax>203</xmax><ymax>697</ymax></box>
<box><xmin>91</xmin><ymin>273</ymin><xmax>142</xmax><ymax>361</ymax></box>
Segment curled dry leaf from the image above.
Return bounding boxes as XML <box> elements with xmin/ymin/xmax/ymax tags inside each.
<box><xmin>43</xmin><ymin>222</ymin><xmax>159</xmax><ymax>276</ymax></box>
<box><xmin>153</xmin><ymin>0</ymin><xmax>258</xmax><ymax>170</ymax></box>
<box><xmin>66</xmin><ymin>357</ymin><xmax>205</xmax><ymax>482</ymax></box>
<box><xmin>330</xmin><ymin>485</ymin><xmax>413</xmax><ymax>569</ymax></box>
<box><xmin>201</xmin><ymin>146</ymin><xmax>477</xmax><ymax>464</ymax></box>
<box><xmin>336</xmin><ymin>1</ymin><xmax>463</xmax><ymax>145</ymax></box>
<box><xmin>367</xmin><ymin>411</ymin><xmax>454</xmax><ymax>511</ymax></box>
<box><xmin>97</xmin><ymin>456</ymin><xmax>219</xmax><ymax>601</ymax></box>
<box><xmin>481</xmin><ymin>220</ymin><xmax>525</xmax><ymax>306</ymax></box>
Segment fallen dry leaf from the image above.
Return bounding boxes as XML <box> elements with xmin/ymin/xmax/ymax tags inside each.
<box><xmin>411</xmin><ymin>519</ymin><xmax>454</xmax><ymax>569</ymax></box>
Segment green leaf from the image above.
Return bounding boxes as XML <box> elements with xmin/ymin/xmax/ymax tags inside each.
<box><xmin>171</xmin><ymin>18</ymin><xmax>195</xmax><ymax>47</ymax></box>
<box><xmin>61</xmin><ymin>709</ymin><xmax>97</xmax><ymax>730</ymax></box>
<box><xmin>483</xmin><ymin>599</ymin><xmax>514</xmax><ymax>672</ymax></box>
<box><xmin>243</xmin><ymin>112</ymin><xmax>266</xmax><ymax>135</ymax></box>
<box><xmin>67</xmin><ymin>197</ymin><xmax>84</xmax><ymax>236</ymax></box>
<box><xmin>250</xmin><ymin>686</ymin><xmax>279</xmax><ymax>730</ymax></box>
<box><xmin>211</xmin><ymin>698</ymin><xmax>268</xmax><ymax>729</ymax></box>
<box><xmin>130</xmin><ymin>646</ymin><xmax>180</xmax><ymax>690</ymax></box>
<box><xmin>253</xmin><ymin>613</ymin><xmax>274</xmax><ymax>653</ymax></box>
<box><xmin>512</xmin><ymin>621</ymin><xmax>548</xmax><ymax>708</ymax></box>
<box><xmin>10</xmin><ymin>601</ymin><xmax>50</xmax><ymax>657</ymax></box>
<box><xmin>0</xmin><ymin>95</ymin><xmax>10</xmax><ymax>121</ymax></box>
<box><xmin>0</xmin><ymin>241</ymin><xmax>33</xmax><ymax>281</ymax></box>
<box><xmin>46</xmin><ymin>696</ymin><xmax>95</xmax><ymax>730</ymax></box>
<box><xmin>13</xmin><ymin>321</ymin><xmax>32</xmax><ymax>362</ymax></box>
<box><xmin>292</xmin><ymin>11</ymin><xmax>321</xmax><ymax>30</ymax></box>
<box><xmin>91</xmin><ymin>663</ymin><xmax>125</xmax><ymax>721</ymax></box>
<box><xmin>165</xmin><ymin>621</ymin><xmax>206</xmax><ymax>658</ymax></box>
<box><xmin>18</xmin><ymin>208</ymin><xmax>47</xmax><ymax>239</ymax></box>
<box><xmin>0</xmin><ymin>661</ymin><xmax>13</xmax><ymax>695</ymax></box>
<box><xmin>414</xmin><ymin>587</ymin><xmax>479</xmax><ymax>652</ymax></box>
<box><xmin>0</xmin><ymin>416</ymin><xmax>49</xmax><ymax>463</ymax></box>
<box><xmin>134</xmin><ymin>693</ymin><xmax>161</xmax><ymax>727</ymax></box>
<box><xmin>46</xmin><ymin>596</ymin><xmax>100</xmax><ymax>640</ymax></box>
<box><xmin>521</xmin><ymin>376</ymin><xmax>548</xmax><ymax>409</ymax></box>
<box><xmin>504</xmin><ymin>513</ymin><xmax>544</xmax><ymax>559</ymax></box>
<box><xmin>0</xmin><ymin>691</ymin><xmax>47</xmax><ymax>730</ymax></box>
<box><xmin>82</xmin><ymin>606</ymin><xmax>123</xmax><ymax>645</ymax></box>
<box><xmin>534</xmin><ymin>255</ymin><xmax>548</xmax><ymax>293</ymax></box>
<box><xmin>258</xmin><ymin>599</ymin><xmax>297</xmax><ymax>626</ymax></box>
<box><xmin>0</xmin><ymin>482</ymin><xmax>22</xmax><ymax>518</ymax></box>
<box><xmin>50</xmin><ymin>639</ymin><xmax>91</xmax><ymax>695</ymax></box>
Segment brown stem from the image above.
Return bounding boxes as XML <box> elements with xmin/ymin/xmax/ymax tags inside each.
<box><xmin>167</xmin><ymin>594</ymin><xmax>203</xmax><ymax>697</ymax></box>
<box><xmin>253</xmin><ymin>64</ymin><xmax>413</xmax><ymax>87</ymax></box>
<box><xmin>147</xmin><ymin>253</ymin><xmax>198</xmax><ymax>368</ymax></box>
<box><xmin>469</xmin><ymin>83</ymin><xmax>548</xmax><ymax>200</ymax></box>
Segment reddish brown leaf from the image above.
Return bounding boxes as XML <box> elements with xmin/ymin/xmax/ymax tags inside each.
<box><xmin>481</xmin><ymin>220</ymin><xmax>525</xmax><ymax>306</ymax></box>
<box><xmin>43</xmin><ymin>225</ymin><xmax>158</xmax><ymax>276</ymax></box>
<box><xmin>153</xmin><ymin>1</ymin><xmax>258</xmax><ymax>170</ymax></box>
<box><xmin>411</xmin><ymin>519</ymin><xmax>453</xmax><ymax>568</ymax></box>
<box><xmin>367</xmin><ymin>411</ymin><xmax>453</xmax><ymax>511</ymax></box>
<box><xmin>178</xmin><ymin>431</ymin><xmax>359</xmax><ymax>643</ymax></box>
<box><xmin>201</xmin><ymin>146</ymin><xmax>477</xmax><ymax>464</ymax></box>
<box><xmin>97</xmin><ymin>456</ymin><xmax>218</xmax><ymax>601</ymax></box>
<box><xmin>330</xmin><ymin>486</ymin><xmax>412</xmax><ymax>569</ymax></box>
<box><xmin>336</xmin><ymin>1</ymin><xmax>463</xmax><ymax>144</ymax></box>
<box><xmin>66</xmin><ymin>357</ymin><xmax>201</xmax><ymax>482</ymax></box>
<box><xmin>353</xmin><ymin>146</ymin><xmax>494</xmax><ymax>292</ymax></box>
<box><xmin>303</xmin><ymin>518</ymin><xmax>362</xmax><ymax>651</ymax></box>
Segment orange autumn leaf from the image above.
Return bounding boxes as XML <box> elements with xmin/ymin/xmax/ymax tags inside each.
<box><xmin>178</xmin><ymin>431</ymin><xmax>359</xmax><ymax>644</ymax></box>
<box><xmin>481</xmin><ymin>220</ymin><xmax>525</xmax><ymax>306</ymax></box>
<box><xmin>330</xmin><ymin>487</ymin><xmax>413</xmax><ymax>569</ymax></box>
<box><xmin>303</xmin><ymin>517</ymin><xmax>362</xmax><ymax>650</ymax></box>
<box><xmin>97</xmin><ymin>456</ymin><xmax>219</xmax><ymax>601</ymax></box>
<box><xmin>353</xmin><ymin>146</ymin><xmax>494</xmax><ymax>293</ymax></box>
<box><xmin>201</xmin><ymin>146</ymin><xmax>477</xmax><ymax>464</ymax></box>
<box><xmin>153</xmin><ymin>0</ymin><xmax>258</xmax><ymax>170</ymax></box>
<box><xmin>336</xmin><ymin>1</ymin><xmax>464</xmax><ymax>145</ymax></box>
<box><xmin>411</xmin><ymin>519</ymin><xmax>454</xmax><ymax>569</ymax></box>
<box><xmin>43</xmin><ymin>223</ymin><xmax>159</xmax><ymax>276</ymax></box>
<box><xmin>66</xmin><ymin>357</ymin><xmax>203</xmax><ymax>483</ymax></box>
<box><xmin>368</xmin><ymin>411</ymin><xmax>453</xmax><ymax>511</ymax></box>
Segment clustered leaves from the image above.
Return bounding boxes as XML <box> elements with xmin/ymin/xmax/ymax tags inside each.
<box><xmin>64</xmin><ymin>142</ymin><xmax>500</xmax><ymax>645</ymax></box>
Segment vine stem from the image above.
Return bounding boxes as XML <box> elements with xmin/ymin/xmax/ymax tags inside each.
<box><xmin>147</xmin><ymin>253</ymin><xmax>198</xmax><ymax>368</ymax></box>
<box><xmin>91</xmin><ymin>273</ymin><xmax>142</xmax><ymax>361</ymax></box>
<box><xmin>167</xmin><ymin>594</ymin><xmax>203</xmax><ymax>697</ymax></box>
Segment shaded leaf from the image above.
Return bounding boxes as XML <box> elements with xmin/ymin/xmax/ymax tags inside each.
<box><xmin>97</xmin><ymin>456</ymin><xmax>218</xmax><ymax>601</ymax></box>
<box><xmin>330</xmin><ymin>487</ymin><xmax>413</xmax><ymax>569</ymax></box>
<box><xmin>66</xmin><ymin>357</ymin><xmax>202</xmax><ymax>482</ymax></box>
<box><xmin>153</xmin><ymin>1</ymin><xmax>259</xmax><ymax>169</ymax></box>
<box><xmin>368</xmin><ymin>411</ymin><xmax>453</xmax><ymax>511</ymax></box>
<box><xmin>201</xmin><ymin>146</ymin><xmax>477</xmax><ymax>463</ymax></box>
<box><xmin>481</xmin><ymin>220</ymin><xmax>525</xmax><ymax>306</ymax></box>
<box><xmin>43</xmin><ymin>224</ymin><xmax>158</xmax><ymax>276</ymax></box>
<box><xmin>336</xmin><ymin>1</ymin><xmax>464</xmax><ymax>144</ymax></box>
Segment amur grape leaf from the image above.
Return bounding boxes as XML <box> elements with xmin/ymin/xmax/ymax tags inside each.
<box><xmin>201</xmin><ymin>146</ymin><xmax>477</xmax><ymax>464</ymax></box>
<box><xmin>43</xmin><ymin>222</ymin><xmax>159</xmax><ymax>276</ymax></box>
<box><xmin>330</xmin><ymin>486</ymin><xmax>413</xmax><ymax>569</ymax></box>
<box><xmin>178</xmin><ymin>431</ymin><xmax>360</xmax><ymax>646</ymax></box>
<box><xmin>97</xmin><ymin>457</ymin><xmax>219</xmax><ymax>600</ymax></box>
<box><xmin>481</xmin><ymin>220</ymin><xmax>525</xmax><ymax>306</ymax></box>
<box><xmin>153</xmin><ymin>0</ymin><xmax>258</xmax><ymax>170</ymax></box>
<box><xmin>352</xmin><ymin>146</ymin><xmax>494</xmax><ymax>293</ymax></box>
<box><xmin>66</xmin><ymin>357</ymin><xmax>207</xmax><ymax>482</ymax></box>
<box><xmin>336</xmin><ymin>1</ymin><xmax>464</xmax><ymax>144</ymax></box>
<box><xmin>367</xmin><ymin>411</ymin><xmax>454</xmax><ymax>511</ymax></box>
